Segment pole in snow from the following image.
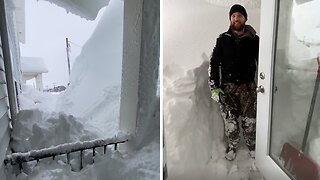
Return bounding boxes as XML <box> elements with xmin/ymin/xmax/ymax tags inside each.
<box><xmin>66</xmin><ymin>38</ymin><xmax>71</xmax><ymax>85</ymax></box>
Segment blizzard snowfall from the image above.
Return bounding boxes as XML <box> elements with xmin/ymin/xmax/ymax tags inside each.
<box><xmin>6</xmin><ymin>0</ymin><xmax>159</xmax><ymax>179</ymax></box>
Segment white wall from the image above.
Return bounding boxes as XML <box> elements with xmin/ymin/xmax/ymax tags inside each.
<box><xmin>163</xmin><ymin>0</ymin><xmax>260</xmax><ymax>70</ymax></box>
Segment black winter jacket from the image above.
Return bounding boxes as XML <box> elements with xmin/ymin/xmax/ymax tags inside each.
<box><xmin>209</xmin><ymin>25</ymin><xmax>259</xmax><ymax>88</ymax></box>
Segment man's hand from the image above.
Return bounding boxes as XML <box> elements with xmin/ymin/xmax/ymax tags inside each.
<box><xmin>211</xmin><ymin>88</ymin><xmax>224</xmax><ymax>102</ymax></box>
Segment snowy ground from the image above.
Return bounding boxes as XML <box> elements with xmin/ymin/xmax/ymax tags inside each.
<box><xmin>6</xmin><ymin>84</ymin><xmax>159</xmax><ymax>180</ymax></box>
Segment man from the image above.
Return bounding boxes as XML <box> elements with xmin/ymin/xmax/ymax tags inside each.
<box><xmin>208</xmin><ymin>4</ymin><xmax>259</xmax><ymax>161</ymax></box>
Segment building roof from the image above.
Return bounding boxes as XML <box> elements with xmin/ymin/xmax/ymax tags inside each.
<box><xmin>21</xmin><ymin>57</ymin><xmax>48</xmax><ymax>74</ymax></box>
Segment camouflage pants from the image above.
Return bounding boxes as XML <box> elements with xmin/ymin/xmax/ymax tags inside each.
<box><xmin>219</xmin><ymin>82</ymin><xmax>257</xmax><ymax>151</ymax></box>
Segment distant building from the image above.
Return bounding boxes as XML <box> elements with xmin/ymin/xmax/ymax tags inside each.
<box><xmin>21</xmin><ymin>57</ymin><xmax>48</xmax><ymax>92</ymax></box>
<box><xmin>45</xmin><ymin>85</ymin><xmax>66</xmax><ymax>93</ymax></box>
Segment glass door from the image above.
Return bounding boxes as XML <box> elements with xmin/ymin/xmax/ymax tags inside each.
<box><xmin>256</xmin><ymin>0</ymin><xmax>320</xmax><ymax>179</ymax></box>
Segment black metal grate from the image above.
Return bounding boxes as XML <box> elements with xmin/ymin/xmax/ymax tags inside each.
<box><xmin>4</xmin><ymin>135</ymin><xmax>129</xmax><ymax>173</ymax></box>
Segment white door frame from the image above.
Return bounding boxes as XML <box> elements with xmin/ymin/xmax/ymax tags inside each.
<box><xmin>255</xmin><ymin>0</ymin><xmax>290</xmax><ymax>179</ymax></box>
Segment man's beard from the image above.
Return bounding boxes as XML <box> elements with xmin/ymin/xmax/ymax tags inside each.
<box><xmin>231</xmin><ymin>22</ymin><xmax>245</xmax><ymax>31</ymax></box>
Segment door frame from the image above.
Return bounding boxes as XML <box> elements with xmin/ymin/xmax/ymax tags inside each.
<box><xmin>255</xmin><ymin>0</ymin><xmax>290</xmax><ymax>179</ymax></box>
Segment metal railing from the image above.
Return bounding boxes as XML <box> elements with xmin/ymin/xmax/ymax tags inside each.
<box><xmin>4</xmin><ymin>134</ymin><xmax>129</xmax><ymax>173</ymax></box>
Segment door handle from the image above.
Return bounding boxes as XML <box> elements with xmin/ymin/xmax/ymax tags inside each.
<box><xmin>256</xmin><ymin>85</ymin><xmax>265</xmax><ymax>93</ymax></box>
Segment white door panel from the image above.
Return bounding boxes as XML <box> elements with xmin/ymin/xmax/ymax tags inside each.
<box><xmin>257</xmin><ymin>0</ymin><xmax>320</xmax><ymax>179</ymax></box>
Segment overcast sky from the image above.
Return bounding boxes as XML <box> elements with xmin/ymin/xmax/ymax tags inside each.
<box><xmin>20</xmin><ymin>0</ymin><xmax>105</xmax><ymax>89</ymax></box>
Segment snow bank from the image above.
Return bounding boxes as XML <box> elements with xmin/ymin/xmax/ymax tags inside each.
<box><xmin>56</xmin><ymin>0</ymin><xmax>123</xmax><ymax>138</ymax></box>
<box><xmin>164</xmin><ymin>61</ymin><xmax>263</xmax><ymax>179</ymax></box>
<box><xmin>10</xmin><ymin>109</ymin><xmax>97</xmax><ymax>152</ymax></box>
<box><xmin>7</xmin><ymin>141</ymin><xmax>159</xmax><ymax>180</ymax></box>
<box><xmin>18</xmin><ymin>85</ymin><xmax>58</xmax><ymax>112</ymax></box>
<box><xmin>41</xmin><ymin>0</ymin><xmax>110</xmax><ymax>20</ymax></box>
<box><xmin>164</xmin><ymin>61</ymin><xmax>221</xmax><ymax>177</ymax></box>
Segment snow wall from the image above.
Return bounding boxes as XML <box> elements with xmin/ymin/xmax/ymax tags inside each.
<box><xmin>56</xmin><ymin>0</ymin><xmax>123</xmax><ymax>138</ymax></box>
<box><xmin>164</xmin><ymin>62</ymin><xmax>224</xmax><ymax>178</ymax></box>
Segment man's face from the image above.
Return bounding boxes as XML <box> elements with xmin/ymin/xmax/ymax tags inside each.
<box><xmin>230</xmin><ymin>12</ymin><xmax>246</xmax><ymax>31</ymax></box>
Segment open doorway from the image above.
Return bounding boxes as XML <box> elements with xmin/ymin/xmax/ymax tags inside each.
<box><xmin>163</xmin><ymin>0</ymin><xmax>262</xmax><ymax>179</ymax></box>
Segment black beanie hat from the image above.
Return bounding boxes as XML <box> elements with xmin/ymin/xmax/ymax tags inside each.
<box><xmin>229</xmin><ymin>4</ymin><xmax>247</xmax><ymax>20</ymax></box>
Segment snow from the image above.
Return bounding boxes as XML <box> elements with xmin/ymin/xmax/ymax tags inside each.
<box><xmin>267</xmin><ymin>0</ymin><xmax>320</xmax><ymax>168</ymax></box>
<box><xmin>11</xmin><ymin>0</ymin><xmax>123</xmax><ymax>151</ymax></box>
<box><xmin>20</xmin><ymin>57</ymin><xmax>48</xmax><ymax>73</ymax></box>
<box><xmin>55</xmin><ymin>0</ymin><xmax>123</xmax><ymax>137</ymax></box>
<box><xmin>20</xmin><ymin>0</ymin><xmax>105</xmax><ymax>88</ymax></box>
<box><xmin>205</xmin><ymin>0</ymin><xmax>260</xmax><ymax>8</ymax></box>
<box><xmin>293</xmin><ymin>0</ymin><xmax>320</xmax><ymax>46</ymax></box>
<box><xmin>6</xmin><ymin>0</ymin><xmax>159</xmax><ymax>179</ymax></box>
<box><xmin>164</xmin><ymin>62</ymin><xmax>263</xmax><ymax>180</ymax></box>
<box><xmin>6</xmin><ymin>134</ymin><xmax>128</xmax><ymax>165</ymax></box>
<box><xmin>7</xmin><ymin>141</ymin><xmax>159</xmax><ymax>180</ymax></box>
<box><xmin>40</xmin><ymin>0</ymin><xmax>110</xmax><ymax>20</ymax></box>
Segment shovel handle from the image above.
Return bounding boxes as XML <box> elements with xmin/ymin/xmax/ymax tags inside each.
<box><xmin>301</xmin><ymin>55</ymin><xmax>320</xmax><ymax>152</ymax></box>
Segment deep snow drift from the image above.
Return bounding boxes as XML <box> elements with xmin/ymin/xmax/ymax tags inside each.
<box><xmin>164</xmin><ymin>62</ymin><xmax>263</xmax><ymax>180</ymax></box>
<box><xmin>11</xmin><ymin>0</ymin><xmax>124</xmax><ymax>153</ymax></box>
<box><xmin>55</xmin><ymin>0</ymin><xmax>123</xmax><ymax>138</ymax></box>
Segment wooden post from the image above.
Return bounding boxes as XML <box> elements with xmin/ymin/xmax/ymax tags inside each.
<box><xmin>80</xmin><ymin>150</ymin><xmax>83</xmax><ymax>170</ymax></box>
<box><xmin>92</xmin><ymin>147</ymin><xmax>95</xmax><ymax>163</ymax></box>
<box><xmin>67</xmin><ymin>153</ymin><xmax>70</xmax><ymax>164</ymax></box>
<box><xmin>104</xmin><ymin>145</ymin><xmax>107</xmax><ymax>154</ymax></box>
<box><xmin>19</xmin><ymin>162</ymin><xmax>22</xmax><ymax>173</ymax></box>
<box><xmin>66</xmin><ymin>38</ymin><xmax>71</xmax><ymax>84</ymax></box>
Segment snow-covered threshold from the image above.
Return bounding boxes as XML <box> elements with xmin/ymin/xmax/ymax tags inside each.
<box><xmin>5</xmin><ymin>0</ymin><xmax>160</xmax><ymax>179</ymax></box>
